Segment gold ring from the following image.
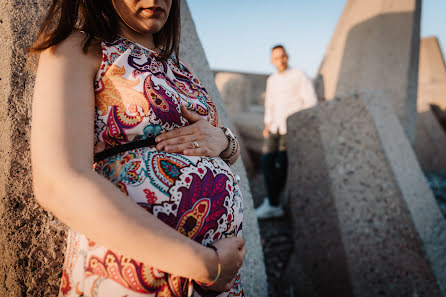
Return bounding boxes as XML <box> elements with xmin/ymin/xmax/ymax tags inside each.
<box><xmin>193</xmin><ymin>141</ymin><xmax>199</xmax><ymax>148</ymax></box>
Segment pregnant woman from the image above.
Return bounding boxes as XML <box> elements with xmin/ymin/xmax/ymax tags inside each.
<box><xmin>30</xmin><ymin>0</ymin><xmax>245</xmax><ymax>296</ymax></box>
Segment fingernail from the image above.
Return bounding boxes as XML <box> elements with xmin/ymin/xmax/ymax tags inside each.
<box><xmin>155</xmin><ymin>137</ymin><xmax>161</xmax><ymax>142</ymax></box>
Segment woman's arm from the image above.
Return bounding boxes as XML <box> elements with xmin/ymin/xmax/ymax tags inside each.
<box><xmin>31</xmin><ymin>32</ymin><xmax>244</xmax><ymax>290</ymax></box>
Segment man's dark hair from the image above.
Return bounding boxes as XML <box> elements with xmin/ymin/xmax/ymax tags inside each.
<box><xmin>271</xmin><ymin>44</ymin><xmax>286</xmax><ymax>52</ymax></box>
<box><xmin>29</xmin><ymin>0</ymin><xmax>181</xmax><ymax>61</ymax></box>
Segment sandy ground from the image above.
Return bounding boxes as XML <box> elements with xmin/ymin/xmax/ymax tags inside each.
<box><xmin>249</xmin><ymin>171</ymin><xmax>295</xmax><ymax>297</ymax></box>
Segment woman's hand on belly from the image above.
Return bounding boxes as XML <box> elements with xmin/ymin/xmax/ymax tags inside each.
<box><xmin>155</xmin><ymin>105</ymin><xmax>229</xmax><ymax>157</ymax></box>
<box><xmin>199</xmin><ymin>237</ymin><xmax>246</xmax><ymax>292</ymax></box>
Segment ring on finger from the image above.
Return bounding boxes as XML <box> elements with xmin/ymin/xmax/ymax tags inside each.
<box><xmin>192</xmin><ymin>141</ymin><xmax>200</xmax><ymax>148</ymax></box>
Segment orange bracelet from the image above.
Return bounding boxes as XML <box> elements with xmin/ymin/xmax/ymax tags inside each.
<box><xmin>195</xmin><ymin>245</ymin><xmax>221</xmax><ymax>287</ymax></box>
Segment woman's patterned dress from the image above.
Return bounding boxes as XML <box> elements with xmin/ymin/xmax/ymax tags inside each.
<box><xmin>58</xmin><ymin>37</ymin><xmax>244</xmax><ymax>297</ymax></box>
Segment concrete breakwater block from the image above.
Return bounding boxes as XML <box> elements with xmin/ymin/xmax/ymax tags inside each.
<box><xmin>418</xmin><ymin>36</ymin><xmax>446</xmax><ymax>113</ymax></box>
<box><xmin>214</xmin><ymin>71</ymin><xmax>268</xmax><ymax>114</ymax></box>
<box><xmin>414</xmin><ymin>36</ymin><xmax>446</xmax><ymax>171</ymax></box>
<box><xmin>284</xmin><ymin>92</ymin><xmax>446</xmax><ymax>297</ymax></box>
<box><xmin>0</xmin><ymin>1</ymin><xmax>67</xmax><ymax>296</ymax></box>
<box><xmin>317</xmin><ymin>0</ymin><xmax>421</xmax><ymax>143</ymax></box>
<box><xmin>231</xmin><ymin>111</ymin><xmax>264</xmax><ymax>155</ymax></box>
<box><xmin>414</xmin><ymin>109</ymin><xmax>446</xmax><ymax>171</ymax></box>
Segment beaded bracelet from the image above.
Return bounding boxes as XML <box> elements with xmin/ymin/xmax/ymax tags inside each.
<box><xmin>195</xmin><ymin>245</ymin><xmax>221</xmax><ymax>287</ymax></box>
<box><xmin>220</xmin><ymin>138</ymin><xmax>239</xmax><ymax>165</ymax></box>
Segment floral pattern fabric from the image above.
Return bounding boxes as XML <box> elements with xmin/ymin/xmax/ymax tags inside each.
<box><xmin>59</xmin><ymin>37</ymin><xmax>244</xmax><ymax>297</ymax></box>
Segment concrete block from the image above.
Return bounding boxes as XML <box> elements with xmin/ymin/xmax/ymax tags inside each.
<box><xmin>231</xmin><ymin>111</ymin><xmax>264</xmax><ymax>155</ymax></box>
<box><xmin>214</xmin><ymin>71</ymin><xmax>268</xmax><ymax>113</ymax></box>
<box><xmin>414</xmin><ymin>37</ymin><xmax>446</xmax><ymax>171</ymax></box>
<box><xmin>418</xmin><ymin>37</ymin><xmax>446</xmax><ymax>112</ymax></box>
<box><xmin>414</xmin><ymin>109</ymin><xmax>446</xmax><ymax>171</ymax></box>
<box><xmin>317</xmin><ymin>0</ymin><xmax>421</xmax><ymax>143</ymax></box>
<box><xmin>0</xmin><ymin>1</ymin><xmax>67</xmax><ymax>296</ymax></box>
<box><xmin>285</xmin><ymin>91</ymin><xmax>446</xmax><ymax>297</ymax></box>
<box><xmin>0</xmin><ymin>1</ymin><xmax>267</xmax><ymax>296</ymax></box>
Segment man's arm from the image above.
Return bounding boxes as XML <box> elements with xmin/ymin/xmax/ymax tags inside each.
<box><xmin>300</xmin><ymin>72</ymin><xmax>318</xmax><ymax>109</ymax></box>
<box><xmin>263</xmin><ymin>78</ymin><xmax>273</xmax><ymax>138</ymax></box>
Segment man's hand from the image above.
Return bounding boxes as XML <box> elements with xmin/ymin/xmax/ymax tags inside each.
<box><xmin>263</xmin><ymin>123</ymin><xmax>270</xmax><ymax>138</ymax></box>
<box><xmin>155</xmin><ymin>105</ymin><xmax>229</xmax><ymax>157</ymax></box>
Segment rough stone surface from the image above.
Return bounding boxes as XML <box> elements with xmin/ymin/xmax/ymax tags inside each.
<box><xmin>0</xmin><ymin>1</ymin><xmax>67</xmax><ymax>297</ymax></box>
<box><xmin>180</xmin><ymin>2</ymin><xmax>268</xmax><ymax>296</ymax></box>
<box><xmin>417</xmin><ymin>36</ymin><xmax>446</xmax><ymax>112</ymax></box>
<box><xmin>317</xmin><ymin>0</ymin><xmax>421</xmax><ymax>143</ymax></box>
<box><xmin>285</xmin><ymin>91</ymin><xmax>446</xmax><ymax>297</ymax></box>
<box><xmin>414</xmin><ymin>109</ymin><xmax>446</xmax><ymax>171</ymax></box>
<box><xmin>214</xmin><ymin>71</ymin><xmax>268</xmax><ymax>114</ymax></box>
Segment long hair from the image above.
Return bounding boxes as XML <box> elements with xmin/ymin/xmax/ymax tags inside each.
<box><xmin>29</xmin><ymin>0</ymin><xmax>181</xmax><ymax>61</ymax></box>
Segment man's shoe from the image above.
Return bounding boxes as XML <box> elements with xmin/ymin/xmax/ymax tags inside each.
<box><xmin>255</xmin><ymin>197</ymin><xmax>284</xmax><ymax>219</ymax></box>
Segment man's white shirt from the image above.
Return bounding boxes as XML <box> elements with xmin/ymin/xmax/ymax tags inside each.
<box><xmin>264</xmin><ymin>67</ymin><xmax>317</xmax><ymax>134</ymax></box>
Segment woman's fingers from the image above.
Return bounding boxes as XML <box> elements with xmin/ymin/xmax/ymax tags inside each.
<box><xmin>235</xmin><ymin>236</ymin><xmax>245</xmax><ymax>249</ymax></box>
<box><xmin>155</xmin><ymin>125</ymin><xmax>194</xmax><ymax>143</ymax></box>
<box><xmin>156</xmin><ymin>133</ymin><xmax>215</xmax><ymax>155</ymax></box>
<box><xmin>183</xmin><ymin>147</ymin><xmax>212</xmax><ymax>156</ymax></box>
<box><xmin>156</xmin><ymin>134</ymin><xmax>195</xmax><ymax>151</ymax></box>
<box><xmin>181</xmin><ymin>104</ymin><xmax>202</xmax><ymax>123</ymax></box>
<box><xmin>155</xmin><ymin>105</ymin><xmax>228</xmax><ymax>157</ymax></box>
<box><xmin>239</xmin><ymin>246</ymin><xmax>247</xmax><ymax>262</ymax></box>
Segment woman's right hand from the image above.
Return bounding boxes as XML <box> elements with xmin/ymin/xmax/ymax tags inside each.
<box><xmin>199</xmin><ymin>237</ymin><xmax>246</xmax><ymax>292</ymax></box>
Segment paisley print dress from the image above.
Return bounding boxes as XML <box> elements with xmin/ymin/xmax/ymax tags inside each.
<box><xmin>59</xmin><ymin>37</ymin><xmax>244</xmax><ymax>297</ymax></box>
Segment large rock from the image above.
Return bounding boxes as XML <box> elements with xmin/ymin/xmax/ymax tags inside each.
<box><xmin>414</xmin><ymin>109</ymin><xmax>446</xmax><ymax>171</ymax></box>
<box><xmin>0</xmin><ymin>1</ymin><xmax>67</xmax><ymax>296</ymax></box>
<box><xmin>167</xmin><ymin>2</ymin><xmax>269</xmax><ymax>296</ymax></box>
<box><xmin>417</xmin><ymin>36</ymin><xmax>446</xmax><ymax>112</ymax></box>
<box><xmin>0</xmin><ymin>1</ymin><xmax>267</xmax><ymax>296</ymax></box>
<box><xmin>285</xmin><ymin>91</ymin><xmax>446</xmax><ymax>297</ymax></box>
<box><xmin>414</xmin><ymin>37</ymin><xmax>446</xmax><ymax>171</ymax></box>
<box><xmin>231</xmin><ymin>111</ymin><xmax>264</xmax><ymax>155</ymax></box>
<box><xmin>317</xmin><ymin>0</ymin><xmax>421</xmax><ymax>143</ymax></box>
<box><xmin>214</xmin><ymin>71</ymin><xmax>268</xmax><ymax>114</ymax></box>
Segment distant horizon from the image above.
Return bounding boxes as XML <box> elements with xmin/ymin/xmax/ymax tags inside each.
<box><xmin>189</xmin><ymin>1</ymin><xmax>446</xmax><ymax>78</ymax></box>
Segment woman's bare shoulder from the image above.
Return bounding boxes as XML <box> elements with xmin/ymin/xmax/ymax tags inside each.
<box><xmin>39</xmin><ymin>30</ymin><xmax>102</xmax><ymax>76</ymax></box>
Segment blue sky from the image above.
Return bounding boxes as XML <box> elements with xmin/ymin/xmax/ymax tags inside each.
<box><xmin>188</xmin><ymin>1</ymin><xmax>446</xmax><ymax>77</ymax></box>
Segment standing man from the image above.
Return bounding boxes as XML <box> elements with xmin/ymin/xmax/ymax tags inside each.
<box><xmin>256</xmin><ymin>44</ymin><xmax>318</xmax><ymax>219</ymax></box>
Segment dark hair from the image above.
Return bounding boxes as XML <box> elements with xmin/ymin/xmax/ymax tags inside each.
<box><xmin>271</xmin><ymin>44</ymin><xmax>286</xmax><ymax>52</ymax></box>
<box><xmin>29</xmin><ymin>0</ymin><xmax>181</xmax><ymax>61</ymax></box>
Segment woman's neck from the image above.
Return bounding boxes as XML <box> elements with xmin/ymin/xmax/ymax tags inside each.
<box><xmin>118</xmin><ymin>25</ymin><xmax>156</xmax><ymax>50</ymax></box>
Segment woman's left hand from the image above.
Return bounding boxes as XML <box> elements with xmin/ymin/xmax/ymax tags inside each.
<box><xmin>155</xmin><ymin>105</ymin><xmax>229</xmax><ymax>157</ymax></box>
